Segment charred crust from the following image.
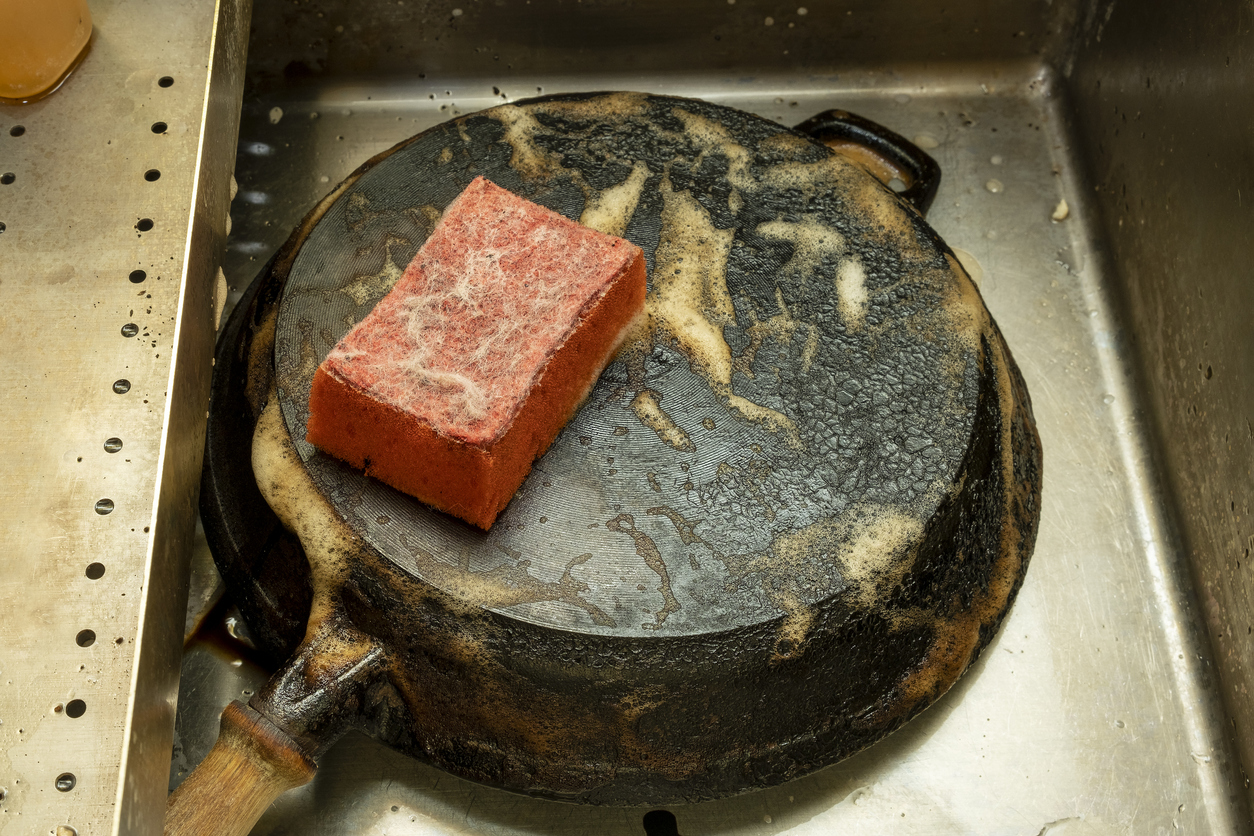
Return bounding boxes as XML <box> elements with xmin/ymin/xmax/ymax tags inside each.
<box><xmin>201</xmin><ymin>92</ymin><xmax>1044</xmax><ymax>804</ymax></box>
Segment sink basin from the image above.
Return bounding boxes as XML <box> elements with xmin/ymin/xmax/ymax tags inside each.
<box><xmin>169</xmin><ymin>0</ymin><xmax>1254</xmax><ymax>833</ymax></box>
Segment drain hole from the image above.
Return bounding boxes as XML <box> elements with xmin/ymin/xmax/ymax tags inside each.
<box><xmin>104</xmin><ymin>437</ymin><xmax>123</xmax><ymax>453</ymax></box>
<box><xmin>129</xmin><ymin>269</ymin><xmax>146</xmax><ymax>283</ymax></box>
<box><xmin>76</xmin><ymin>629</ymin><xmax>96</xmax><ymax>647</ymax></box>
<box><xmin>94</xmin><ymin>499</ymin><xmax>114</xmax><ymax>515</ymax></box>
<box><xmin>65</xmin><ymin>700</ymin><xmax>86</xmax><ymax>719</ymax></box>
<box><xmin>151</xmin><ymin>121</ymin><xmax>167</xmax><ymax>134</ymax></box>
<box><xmin>642</xmin><ymin>810</ymin><xmax>680</xmax><ymax>836</ymax></box>
<box><xmin>112</xmin><ymin>379</ymin><xmax>131</xmax><ymax>394</ymax></box>
<box><xmin>9</xmin><ymin>125</ymin><xmax>24</xmax><ymax>137</ymax></box>
<box><xmin>121</xmin><ymin>323</ymin><xmax>138</xmax><ymax>337</ymax></box>
<box><xmin>85</xmin><ymin>562</ymin><xmax>106</xmax><ymax>579</ymax></box>
<box><xmin>54</xmin><ymin>773</ymin><xmax>76</xmax><ymax>792</ymax></box>
<box><xmin>135</xmin><ymin>219</ymin><xmax>153</xmax><ymax>232</ymax></box>
<box><xmin>1</xmin><ymin>173</ymin><xmax>14</xmax><ymax>185</ymax></box>
<box><xmin>144</xmin><ymin>169</ymin><xmax>161</xmax><ymax>182</ymax></box>
<box><xmin>158</xmin><ymin>76</ymin><xmax>174</xmax><ymax>88</ymax></box>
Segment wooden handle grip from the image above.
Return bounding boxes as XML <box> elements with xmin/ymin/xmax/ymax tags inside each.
<box><xmin>165</xmin><ymin>701</ymin><xmax>316</xmax><ymax>836</ymax></box>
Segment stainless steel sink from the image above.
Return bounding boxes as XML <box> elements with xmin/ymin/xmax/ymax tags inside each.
<box><xmin>170</xmin><ymin>0</ymin><xmax>1254</xmax><ymax>833</ymax></box>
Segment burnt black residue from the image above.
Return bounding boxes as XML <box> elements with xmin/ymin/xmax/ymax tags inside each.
<box><xmin>202</xmin><ymin>263</ymin><xmax>312</xmax><ymax>665</ymax></box>
<box><xmin>202</xmin><ymin>92</ymin><xmax>1043</xmax><ymax>806</ymax></box>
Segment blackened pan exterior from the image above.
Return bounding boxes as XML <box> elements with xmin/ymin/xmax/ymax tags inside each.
<box><xmin>201</xmin><ymin>92</ymin><xmax>1042</xmax><ymax>804</ymax></box>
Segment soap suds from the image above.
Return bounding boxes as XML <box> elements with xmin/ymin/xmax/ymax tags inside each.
<box><xmin>493</xmin><ymin>101</ymin><xmax>811</xmax><ymax>449</ymax></box>
<box><xmin>830</xmin><ymin>508</ymin><xmax>924</xmax><ymax>610</ymax></box>
<box><xmin>648</xmin><ymin>177</ymin><xmax>738</xmax><ymax>385</ymax></box>
<box><xmin>258</xmin><ymin>392</ymin><xmax>619</xmax><ymax>628</ymax></box>
<box><xmin>338</xmin><ymin>233</ymin><xmax>411</xmax><ymax>306</ymax></box>
<box><xmin>733</xmin><ymin>288</ymin><xmax>820</xmax><ymax>381</ymax></box>
<box><xmin>606</xmin><ymin>513</ymin><xmax>681</xmax><ymax>629</ymax></box>
<box><xmin>836</xmin><ymin>257</ymin><xmax>868</xmax><ymax>329</ymax></box>
<box><xmin>642</xmin><ymin>178</ymin><xmax>802</xmax><ymax>446</ymax></box>
<box><xmin>755</xmin><ymin>216</ymin><xmax>846</xmax><ymax>291</ymax></box>
<box><xmin>580</xmin><ymin>162</ymin><xmax>650</xmax><ymax>237</ymax></box>
<box><xmin>493</xmin><ymin>105</ymin><xmax>562</xmax><ymax>181</ymax></box>
<box><xmin>631</xmin><ymin>389</ymin><xmax>693</xmax><ymax>451</ymax></box>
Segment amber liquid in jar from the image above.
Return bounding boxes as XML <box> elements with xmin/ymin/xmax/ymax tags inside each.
<box><xmin>0</xmin><ymin>0</ymin><xmax>93</xmax><ymax>104</ymax></box>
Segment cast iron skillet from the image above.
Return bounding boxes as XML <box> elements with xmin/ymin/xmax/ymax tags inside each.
<box><xmin>169</xmin><ymin>93</ymin><xmax>1041</xmax><ymax>836</ymax></box>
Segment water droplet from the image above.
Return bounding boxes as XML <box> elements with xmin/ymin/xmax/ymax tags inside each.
<box><xmin>796</xmin><ymin>6</ymin><xmax>807</xmax><ymax>13</ymax></box>
<box><xmin>912</xmin><ymin>133</ymin><xmax>939</xmax><ymax>149</ymax></box>
<box><xmin>985</xmin><ymin>179</ymin><xmax>1004</xmax><ymax>194</ymax></box>
<box><xmin>991</xmin><ymin>154</ymin><xmax>1004</xmax><ymax>165</ymax></box>
<box><xmin>1114</xmin><ymin>719</ymin><xmax>1125</xmax><ymax>728</ymax></box>
<box><xmin>54</xmin><ymin>773</ymin><xmax>76</xmax><ymax>792</ymax></box>
<box><xmin>269</xmin><ymin>107</ymin><xmax>283</xmax><ymax>124</ymax></box>
<box><xmin>894</xmin><ymin>93</ymin><xmax>911</xmax><ymax>104</ymax></box>
<box><xmin>104</xmin><ymin>437</ymin><xmax>123</xmax><ymax>453</ymax></box>
<box><xmin>764</xmin><ymin>15</ymin><xmax>774</xmax><ymax>24</ymax></box>
<box><xmin>121</xmin><ymin>323</ymin><xmax>139</xmax><ymax>337</ymax></box>
<box><xmin>951</xmin><ymin>247</ymin><xmax>984</xmax><ymax>287</ymax></box>
<box><xmin>1103</xmin><ymin>394</ymin><xmax>1115</xmax><ymax>404</ymax></box>
<box><xmin>1056</xmin><ymin>245</ymin><xmax>1085</xmax><ymax>274</ymax></box>
<box><xmin>113</xmin><ymin>379</ymin><xmax>131</xmax><ymax>394</ymax></box>
<box><xmin>94</xmin><ymin>498</ymin><xmax>115</xmax><ymax>515</ymax></box>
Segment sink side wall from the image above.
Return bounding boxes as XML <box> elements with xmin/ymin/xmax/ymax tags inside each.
<box><xmin>1066</xmin><ymin>0</ymin><xmax>1254</xmax><ymax>807</ymax></box>
<box><xmin>241</xmin><ymin>0</ymin><xmax>1084</xmax><ymax>88</ymax></box>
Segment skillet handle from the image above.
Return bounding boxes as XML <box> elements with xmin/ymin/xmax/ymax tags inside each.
<box><xmin>164</xmin><ymin>701</ymin><xmax>315</xmax><ymax>836</ymax></box>
<box><xmin>794</xmin><ymin>109</ymin><xmax>941</xmax><ymax>216</ymax></box>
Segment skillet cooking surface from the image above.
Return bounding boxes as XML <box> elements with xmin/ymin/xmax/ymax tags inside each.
<box><xmin>273</xmin><ymin>91</ymin><xmax>990</xmax><ymax>640</ymax></box>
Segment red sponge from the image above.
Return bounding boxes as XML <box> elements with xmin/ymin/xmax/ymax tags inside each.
<box><xmin>306</xmin><ymin>176</ymin><xmax>647</xmax><ymax>529</ymax></box>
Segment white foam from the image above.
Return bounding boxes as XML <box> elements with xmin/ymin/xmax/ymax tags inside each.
<box><xmin>836</xmin><ymin>256</ymin><xmax>868</xmax><ymax>329</ymax></box>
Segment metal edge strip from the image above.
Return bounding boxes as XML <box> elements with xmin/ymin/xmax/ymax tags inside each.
<box><xmin>111</xmin><ymin>0</ymin><xmax>252</xmax><ymax>833</ymax></box>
